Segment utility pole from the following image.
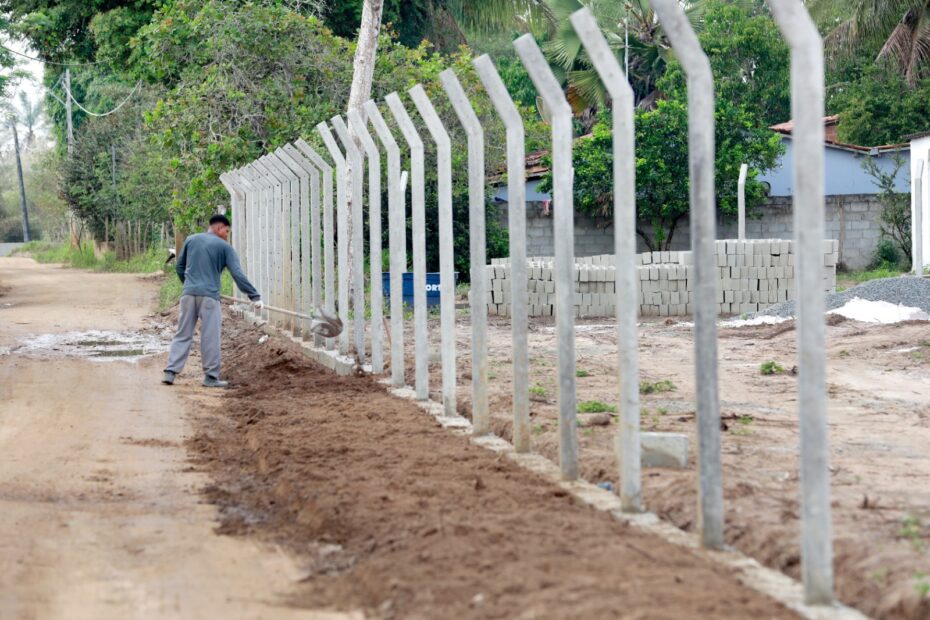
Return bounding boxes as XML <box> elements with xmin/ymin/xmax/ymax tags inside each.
<box><xmin>11</xmin><ymin>120</ymin><xmax>30</xmax><ymax>242</ymax></box>
<box><xmin>65</xmin><ymin>69</ymin><xmax>74</xmax><ymax>156</ymax></box>
<box><xmin>65</xmin><ymin>68</ymin><xmax>79</xmax><ymax>248</ymax></box>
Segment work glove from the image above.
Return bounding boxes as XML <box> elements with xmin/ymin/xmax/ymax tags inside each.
<box><xmin>252</xmin><ymin>299</ymin><xmax>264</xmax><ymax>311</ymax></box>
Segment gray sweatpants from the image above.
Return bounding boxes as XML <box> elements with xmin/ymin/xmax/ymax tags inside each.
<box><xmin>165</xmin><ymin>295</ymin><xmax>222</xmax><ymax>380</ymax></box>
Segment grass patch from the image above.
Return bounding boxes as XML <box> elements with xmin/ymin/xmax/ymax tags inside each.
<box><xmin>639</xmin><ymin>379</ymin><xmax>676</xmax><ymax>395</ymax></box>
<box><xmin>18</xmin><ymin>241</ymin><xmax>167</xmax><ymax>274</ymax></box>
<box><xmin>578</xmin><ymin>400</ymin><xmax>617</xmax><ymax>413</ymax></box>
<box><xmin>760</xmin><ymin>360</ymin><xmax>785</xmax><ymax>375</ymax></box>
<box><xmin>575</xmin><ymin>368</ymin><xmax>591</xmax><ymax>378</ymax></box>
<box><xmin>836</xmin><ymin>266</ymin><xmax>906</xmax><ymax>292</ymax></box>
<box><xmin>158</xmin><ymin>271</ymin><xmax>233</xmax><ymax>312</ymax></box>
<box><xmin>529</xmin><ymin>384</ymin><xmax>547</xmax><ymax>398</ymax></box>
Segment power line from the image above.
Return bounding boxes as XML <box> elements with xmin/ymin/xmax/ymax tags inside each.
<box><xmin>58</xmin><ymin>79</ymin><xmax>143</xmax><ymax>118</ymax></box>
<box><xmin>0</xmin><ymin>43</ymin><xmax>106</xmax><ymax>66</ymax></box>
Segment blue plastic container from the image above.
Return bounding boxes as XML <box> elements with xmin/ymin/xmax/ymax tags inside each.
<box><xmin>382</xmin><ymin>272</ymin><xmax>458</xmax><ymax>307</ymax></box>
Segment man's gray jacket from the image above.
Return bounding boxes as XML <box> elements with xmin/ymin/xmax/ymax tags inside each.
<box><xmin>175</xmin><ymin>231</ymin><xmax>260</xmax><ymax>301</ymax></box>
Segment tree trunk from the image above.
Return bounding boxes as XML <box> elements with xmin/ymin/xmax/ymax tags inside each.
<box><xmin>345</xmin><ymin>0</ymin><xmax>384</xmax><ymax>294</ymax></box>
<box><xmin>11</xmin><ymin>121</ymin><xmax>30</xmax><ymax>243</ymax></box>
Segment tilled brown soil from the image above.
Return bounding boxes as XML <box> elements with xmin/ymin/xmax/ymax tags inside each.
<box><xmin>190</xmin><ymin>315</ymin><xmax>799</xmax><ymax>619</ymax></box>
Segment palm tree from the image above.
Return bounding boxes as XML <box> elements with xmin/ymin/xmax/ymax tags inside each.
<box><xmin>17</xmin><ymin>91</ymin><xmax>43</xmax><ymax>149</ymax></box>
<box><xmin>813</xmin><ymin>0</ymin><xmax>930</xmax><ymax>86</ymax></box>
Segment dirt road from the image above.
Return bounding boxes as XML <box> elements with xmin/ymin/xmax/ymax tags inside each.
<box><xmin>0</xmin><ymin>257</ymin><xmax>355</xmax><ymax>619</ymax></box>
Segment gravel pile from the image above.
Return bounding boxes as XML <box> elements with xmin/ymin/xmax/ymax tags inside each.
<box><xmin>754</xmin><ymin>275</ymin><xmax>930</xmax><ymax>318</ymax></box>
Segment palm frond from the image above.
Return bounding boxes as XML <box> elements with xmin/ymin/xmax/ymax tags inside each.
<box><xmin>445</xmin><ymin>0</ymin><xmax>553</xmax><ymax>34</ymax></box>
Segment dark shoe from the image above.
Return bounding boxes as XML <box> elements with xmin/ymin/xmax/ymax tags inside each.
<box><xmin>162</xmin><ymin>371</ymin><xmax>176</xmax><ymax>385</ymax></box>
<box><xmin>202</xmin><ymin>377</ymin><xmax>229</xmax><ymax>388</ymax></box>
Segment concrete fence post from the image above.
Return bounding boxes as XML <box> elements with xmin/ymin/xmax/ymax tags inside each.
<box><xmin>349</xmin><ymin>108</ymin><xmax>385</xmax><ymax>373</ymax></box>
<box><xmin>738</xmin><ymin>163</ymin><xmax>748</xmax><ymax>241</ymax></box>
<box><xmin>766</xmin><ymin>0</ymin><xmax>833</xmax><ymax>604</ymax></box>
<box><xmin>276</xmin><ymin>146</ymin><xmax>317</xmax><ymax>336</ymax></box>
<box><xmin>571</xmin><ymin>7</ymin><xmax>642</xmax><ymax>512</ymax></box>
<box><xmin>915</xmin><ymin>159</ymin><xmax>925</xmax><ymax>276</ymax></box>
<box><xmin>317</xmin><ymin>123</ymin><xmax>352</xmax><ymax>355</ymax></box>
<box><xmin>385</xmin><ymin>92</ymin><xmax>430</xmax><ymax>401</ymax></box>
<box><xmin>241</xmin><ymin>165</ymin><xmax>267</xmax><ymax>320</ymax></box>
<box><xmin>331</xmin><ymin>115</ymin><xmax>368</xmax><ymax>364</ymax></box>
<box><xmin>651</xmin><ymin>0</ymin><xmax>724</xmax><ymax>549</ymax></box>
<box><xmin>365</xmin><ymin>100</ymin><xmax>407</xmax><ymax>388</ymax></box>
<box><xmin>267</xmin><ymin>151</ymin><xmax>300</xmax><ymax>333</ymax></box>
<box><xmin>409</xmin><ymin>85</ymin><xmax>457</xmax><ymax>418</ymax></box>
<box><xmin>514</xmin><ymin>34</ymin><xmax>579</xmax><ymax>481</ymax></box>
<box><xmin>252</xmin><ymin>159</ymin><xmax>281</xmax><ymax>326</ymax></box>
<box><xmin>473</xmin><ymin>55</ymin><xmax>531</xmax><ymax>452</ymax></box>
<box><xmin>219</xmin><ymin>172</ymin><xmax>243</xmax><ymax>301</ymax></box>
<box><xmin>282</xmin><ymin>144</ymin><xmax>323</xmax><ymax>342</ymax></box>
<box><xmin>440</xmin><ymin>68</ymin><xmax>489</xmax><ymax>435</ymax></box>
<box><xmin>295</xmin><ymin>139</ymin><xmax>336</xmax><ymax>350</ymax></box>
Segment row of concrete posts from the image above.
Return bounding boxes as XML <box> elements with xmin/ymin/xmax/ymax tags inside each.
<box><xmin>220</xmin><ymin>2</ymin><xmax>834</xmax><ymax>606</ymax></box>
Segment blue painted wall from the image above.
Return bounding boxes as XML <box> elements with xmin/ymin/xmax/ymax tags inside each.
<box><xmin>758</xmin><ymin>137</ymin><xmax>910</xmax><ymax>196</ymax></box>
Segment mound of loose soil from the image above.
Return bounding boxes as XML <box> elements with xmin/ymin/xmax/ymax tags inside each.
<box><xmin>188</xmin><ymin>315</ymin><xmax>798</xmax><ymax>619</ymax></box>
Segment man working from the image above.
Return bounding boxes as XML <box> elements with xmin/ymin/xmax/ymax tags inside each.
<box><xmin>162</xmin><ymin>213</ymin><xmax>261</xmax><ymax>388</ymax></box>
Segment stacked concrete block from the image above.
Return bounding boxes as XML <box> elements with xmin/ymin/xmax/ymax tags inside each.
<box><xmin>485</xmin><ymin>239</ymin><xmax>838</xmax><ymax>318</ymax></box>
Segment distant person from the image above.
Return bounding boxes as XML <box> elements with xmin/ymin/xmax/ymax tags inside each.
<box><xmin>162</xmin><ymin>214</ymin><xmax>262</xmax><ymax>388</ymax></box>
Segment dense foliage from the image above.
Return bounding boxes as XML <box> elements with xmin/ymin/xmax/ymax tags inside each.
<box><xmin>7</xmin><ymin>0</ymin><xmax>930</xmax><ymax>266</ymax></box>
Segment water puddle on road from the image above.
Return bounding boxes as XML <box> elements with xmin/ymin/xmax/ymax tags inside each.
<box><xmin>5</xmin><ymin>330</ymin><xmax>169</xmax><ymax>362</ymax></box>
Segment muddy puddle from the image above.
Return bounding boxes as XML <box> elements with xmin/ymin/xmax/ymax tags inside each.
<box><xmin>5</xmin><ymin>330</ymin><xmax>169</xmax><ymax>362</ymax></box>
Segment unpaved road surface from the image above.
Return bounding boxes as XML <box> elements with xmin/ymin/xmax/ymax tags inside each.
<box><xmin>0</xmin><ymin>257</ymin><xmax>353</xmax><ymax>619</ymax></box>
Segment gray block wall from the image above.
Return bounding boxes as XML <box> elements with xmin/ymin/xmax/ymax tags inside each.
<box><xmin>500</xmin><ymin>194</ymin><xmax>884</xmax><ymax>270</ymax></box>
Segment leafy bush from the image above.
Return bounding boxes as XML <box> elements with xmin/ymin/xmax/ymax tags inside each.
<box><xmin>871</xmin><ymin>239</ymin><xmax>901</xmax><ymax>270</ymax></box>
<box><xmin>578</xmin><ymin>400</ymin><xmax>617</xmax><ymax>413</ymax></box>
<box><xmin>639</xmin><ymin>379</ymin><xmax>676</xmax><ymax>394</ymax></box>
<box><xmin>760</xmin><ymin>360</ymin><xmax>784</xmax><ymax>375</ymax></box>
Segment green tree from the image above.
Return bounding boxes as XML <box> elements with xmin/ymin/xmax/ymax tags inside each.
<box><xmin>541</xmin><ymin>100</ymin><xmax>781</xmax><ymax>251</ymax></box>
<box><xmin>830</xmin><ymin>63</ymin><xmax>930</xmax><ymax>145</ymax></box>
<box><xmin>812</xmin><ymin>0</ymin><xmax>930</xmax><ymax>86</ymax></box>
<box><xmin>660</xmin><ymin>0</ymin><xmax>790</xmax><ymax>127</ymax></box>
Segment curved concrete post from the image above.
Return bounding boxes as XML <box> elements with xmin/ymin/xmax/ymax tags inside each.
<box><xmin>409</xmin><ymin>85</ymin><xmax>457</xmax><ymax>418</ymax></box>
<box><xmin>348</xmin><ymin>108</ymin><xmax>384</xmax><ymax>374</ymax></box>
<box><xmin>236</xmin><ymin>167</ymin><xmax>262</xmax><ymax>316</ymax></box>
<box><xmin>252</xmin><ymin>158</ymin><xmax>282</xmax><ymax>326</ymax></box>
<box><xmin>650</xmin><ymin>0</ymin><xmax>724</xmax><ymax>549</ymax></box>
<box><xmin>473</xmin><ymin>55</ymin><xmax>530</xmax><ymax>453</ymax></box>
<box><xmin>365</xmin><ymin>100</ymin><xmax>407</xmax><ymax>388</ymax></box>
<box><xmin>282</xmin><ymin>143</ymin><xmax>323</xmax><ymax>343</ymax></box>
<box><xmin>738</xmin><ymin>163</ymin><xmax>749</xmax><ymax>240</ymax></box>
<box><xmin>258</xmin><ymin>155</ymin><xmax>290</xmax><ymax>329</ymax></box>
<box><xmin>570</xmin><ymin>7</ymin><xmax>642</xmax><ymax>513</ymax></box>
<box><xmin>241</xmin><ymin>164</ymin><xmax>268</xmax><ymax>320</ymax></box>
<box><xmin>317</xmin><ymin>122</ymin><xmax>351</xmax><ymax>355</ymax></box>
<box><xmin>385</xmin><ymin>92</ymin><xmax>429</xmax><ymax>401</ymax></box>
<box><xmin>219</xmin><ymin>172</ymin><xmax>244</xmax><ymax>301</ymax></box>
<box><xmin>268</xmin><ymin>151</ymin><xmax>300</xmax><ymax>332</ymax></box>
<box><xmin>514</xmin><ymin>34</ymin><xmax>579</xmax><ymax>481</ymax></box>
<box><xmin>440</xmin><ymin>68</ymin><xmax>489</xmax><ymax>435</ymax></box>
<box><xmin>915</xmin><ymin>160</ymin><xmax>925</xmax><ymax>277</ymax></box>
<box><xmin>332</xmin><ymin>115</ymin><xmax>367</xmax><ymax>364</ymax></box>
<box><xmin>765</xmin><ymin>0</ymin><xmax>833</xmax><ymax>604</ymax></box>
<box><xmin>276</xmin><ymin>146</ymin><xmax>315</xmax><ymax>336</ymax></box>
<box><xmin>295</xmin><ymin>139</ymin><xmax>336</xmax><ymax>350</ymax></box>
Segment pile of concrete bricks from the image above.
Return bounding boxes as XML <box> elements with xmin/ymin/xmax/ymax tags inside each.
<box><xmin>485</xmin><ymin>239</ymin><xmax>838</xmax><ymax>318</ymax></box>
